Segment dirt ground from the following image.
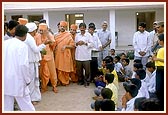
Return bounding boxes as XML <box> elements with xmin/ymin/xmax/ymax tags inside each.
<box><xmin>34</xmin><ymin>82</ymin><xmax>125</xmax><ymax>112</ymax></box>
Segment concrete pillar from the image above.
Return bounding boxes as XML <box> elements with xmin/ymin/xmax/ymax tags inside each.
<box><xmin>43</xmin><ymin>11</ymin><xmax>49</xmax><ymax>25</ymax></box>
<box><xmin>109</xmin><ymin>10</ymin><xmax>116</xmax><ymax>49</ymax></box>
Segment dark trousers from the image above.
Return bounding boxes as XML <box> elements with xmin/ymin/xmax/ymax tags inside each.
<box><xmin>76</xmin><ymin>60</ymin><xmax>90</xmax><ymax>84</ymax></box>
<box><xmin>90</xmin><ymin>57</ymin><xmax>98</xmax><ymax>82</ymax></box>
<box><xmin>156</xmin><ymin>66</ymin><xmax>164</xmax><ymax>110</ymax></box>
<box><xmin>149</xmin><ymin>92</ymin><xmax>158</xmax><ymax>99</ymax></box>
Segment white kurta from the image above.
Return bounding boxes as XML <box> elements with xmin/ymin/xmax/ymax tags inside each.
<box><xmin>121</xmin><ymin>97</ymin><xmax>136</xmax><ymax>111</ymax></box>
<box><xmin>136</xmin><ymin>80</ymin><xmax>150</xmax><ymax>98</ymax></box>
<box><xmin>4</xmin><ymin>38</ymin><xmax>35</xmax><ymax>111</ymax></box>
<box><xmin>133</xmin><ymin>31</ymin><xmax>150</xmax><ymax>57</ymax></box>
<box><xmin>4</xmin><ymin>38</ymin><xmax>31</xmax><ymax>96</ymax></box>
<box><xmin>147</xmin><ymin>70</ymin><xmax>156</xmax><ymax>93</ymax></box>
<box><xmin>24</xmin><ymin>33</ymin><xmax>46</xmax><ymax>102</ymax></box>
<box><xmin>24</xmin><ymin>33</ymin><xmax>45</xmax><ymax>63</ymax></box>
<box><xmin>91</xmin><ymin>33</ymin><xmax>102</xmax><ymax>58</ymax></box>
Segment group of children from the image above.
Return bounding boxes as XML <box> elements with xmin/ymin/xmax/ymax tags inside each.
<box><xmin>90</xmin><ymin>49</ymin><xmax>161</xmax><ymax>111</ymax></box>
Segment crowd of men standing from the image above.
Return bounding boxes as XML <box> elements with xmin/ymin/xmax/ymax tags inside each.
<box><xmin>4</xmin><ymin>18</ymin><xmax>164</xmax><ymax>111</ymax></box>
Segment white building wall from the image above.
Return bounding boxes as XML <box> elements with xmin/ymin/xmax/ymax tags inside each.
<box><xmin>4</xmin><ymin>8</ymin><xmax>164</xmax><ymax>47</ymax></box>
<box><xmin>115</xmin><ymin>9</ymin><xmax>136</xmax><ymax>47</ymax></box>
<box><xmin>5</xmin><ymin>12</ymin><xmax>43</xmax><ymax>21</ymax></box>
<box><xmin>83</xmin><ymin>10</ymin><xmax>109</xmax><ymax>30</ymax></box>
<box><xmin>115</xmin><ymin>8</ymin><xmax>164</xmax><ymax>47</ymax></box>
<box><xmin>48</xmin><ymin>10</ymin><xmax>109</xmax><ymax>34</ymax></box>
<box><xmin>48</xmin><ymin>11</ymin><xmax>65</xmax><ymax>33</ymax></box>
<box><xmin>155</xmin><ymin>8</ymin><xmax>164</xmax><ymax>21</ymax></box>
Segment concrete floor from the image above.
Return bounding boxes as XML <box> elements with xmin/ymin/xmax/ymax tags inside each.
<box><xmin>34</xmin><ymin>58</ymin><xmax>133</xmax><ymax>112</ymax></box>
<box><xmin>34</xmin><ymin>81</ymin><xmax>125</xmax><ymax>112</ymax></box>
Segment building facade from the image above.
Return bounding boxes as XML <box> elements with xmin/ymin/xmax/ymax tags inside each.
<box><xmin>3</xmin><ymin>2</ymin><xmax>165</xmax><ymax>49</ymax></box>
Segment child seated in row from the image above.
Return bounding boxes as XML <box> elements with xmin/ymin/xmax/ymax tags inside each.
<box><xmin>94</xmin><ymin>71</ymin><xmax>106</xmax><ymax>88</ymax></box>
<box><xmin>134</xmin><ymin>97</ymin><xmax>161</xmax><ymax>111</ymax></box>
<box><xmin>135</xmin><ymin>69</ymin><xmax>149</xmax><ymax>98</ymax></box>
<box><xmin>110</xmin><ymin>49</ymin><xmax>116</xmax><ymax>59</ymax></box>
<box><xmin>114</xmin><ymin>57</ymin><xmax>132</xmax><ymax>82</ymax></box>
<box><xmin>99</xmin><ymin>56</ymin><xmax>119</xmax><ymax>89</ymax></box>
<box><xmin>92</xmin><ymin>73</ymin><xmax>118</xmax><ymax>110</ymax></box>
<box><xmin>98</xmin><ymin>99</ymin><xmax>115</xmax><ymax>111</ymax></box>
<box><xmin>131</xmin><ymin>62</ymin><xmax>150</xmax><ymax>85</ymax></box>
<box><xmin>114</xmin><ymin>56</ymin><xmax>124</xmax><ymax>82</ymax></box>
<box><xmin>106</xmin><ymin>63</ymin><xmax>119</xmax><ymax>90</ymax></box>
<box><xmin>145</xmin><ymin>61</ymin><xmax>157</xmax><ymax>98</ymax></box>
<box><xmin>91</xmin><ymin>88</ymin><xmax>112</xmax><ymax>110</ymax></box>
<box><xmin>131</xmin><ymin>63</ymin><xmax>143</xmax><ymax>79</ymax></box>
<box><xmin>119</xmin><ymin>53</ymin><xmax>127</xmax><ymax>65</ymax></box>
<box><xmin>122</xmin><ymin>58</ymin><xmax>133</xmax><ymax>81</ymax></box>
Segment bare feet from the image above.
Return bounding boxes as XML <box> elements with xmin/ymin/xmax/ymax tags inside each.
<box><xmin>53</xmin><ymin>87</ymin><xmax>58</xmax><ymax>93</ymax></box>
<box><xmin>32</xmin><ymin>101</ymin><xmax>38</xmax><ymax>105</ymax></box>
<box><xmin>41</xmin><ymin>89</ymin><xmax>47</xmax><ymax>93</ymax></box>
<box><xmin>92</xmin><ymin>96</ymin><xmax>103</xmax><ymax>100</ymax></box>
<box><xmin>61</xmin><ymin>83</ymin><xmax>69</xmax><ymax>86</ymax></box>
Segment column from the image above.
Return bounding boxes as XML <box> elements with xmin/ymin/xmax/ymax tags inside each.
<box><xmin>109</xmin><ymin>10</ymin><xmax>116</xmax><ymax>49</ymax></box>
<box><xmin>43</xmin><ymin>11</ymin><xmax>49</xmax><ymax>25</ymax></box>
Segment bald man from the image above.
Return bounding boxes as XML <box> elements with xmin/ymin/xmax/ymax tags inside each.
<box><xmin>53</xmin><ymin>21</ymin><xmax>75</xmax><ymax>86</ymax></box>
<box><xmin>97</xmin><ymin>21</ymin><xmax>112</xmax><ymax>68</ymax></box>
<box><xmin>35</xmin><ymin>23</ymin><xmax>58</xmax><ymax>93</ymax></box>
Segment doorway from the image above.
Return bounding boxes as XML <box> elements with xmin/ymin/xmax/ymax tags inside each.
<box><xmin>65</xmin><ymin>13</ymin><xmax>84</xmax><ymax>31</ymax></box>
<box><xmin>136</xmin><ymin>12</ymin><xmax>155</xmax><ymax>32</ymax></box>
<box><xmin>11</xmin><ymin>15</ymin><xmax>23</xmax><ymax>21</ymax></box>
<box><xmin>28</xmin><ymin>15</ymin><xmax>43</xmax><ymax>22</ymax></box>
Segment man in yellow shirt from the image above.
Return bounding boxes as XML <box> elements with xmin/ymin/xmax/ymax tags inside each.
<box><xmin>152</xmin><ymin>33</ymin><xmax>164</xmax><ymax>110</ymax></box>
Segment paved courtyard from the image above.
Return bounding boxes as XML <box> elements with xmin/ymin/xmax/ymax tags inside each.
<box><xmin>34</xmin><ymin>81</ymin><xmax>125</xmax><ymax>112</ymax></box>
<box><xmin>34</xmin><ymin>49</ymin><xmax>133</xmax><ymax>112</ymax></box>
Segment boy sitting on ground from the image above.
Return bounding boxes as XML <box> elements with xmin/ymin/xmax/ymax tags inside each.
<box><xmin>100</xmin><ymin>99</ymin><xmax>115</xmax><ymax>111</ymax></box>
<box><xmin>135</xmin><ymin>69</ymin><xmax>149</xmax><ymax>98</ymax></box>
<box><xmin>122</xmin><ymin>58</ymin><xmax>133</xmax><ymax>81</ymax></box>
<box><xmin>114</xmin><ymin>56</ymin><xmax>124</xmax><ymax>82</ymax></box>
<box><xmin>91</xmin><ymin>87</ymin><xmax>112</xmax><ymax>110</ymax></box>
<box><xmin>94</xmin><ymin>70</ymin><xmax>106</xmax><ymax>88</ymax></box>
<box><xmin>92</xmin><ymin>73</ymin><xmax>118</xmax><ymax>109</ymax></box>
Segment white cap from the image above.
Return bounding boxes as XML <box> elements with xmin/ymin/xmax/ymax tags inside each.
<box><xmin>25</xmin><ymin>22</ymin><xmax>37</xmax><ymax>32</ymax></box>
<box><xmin>153</xmin><ymin>21</ymin><xmax>158</xmax><ymax>25</ymax></box>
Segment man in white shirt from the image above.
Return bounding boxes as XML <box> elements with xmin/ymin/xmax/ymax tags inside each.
<box><xmin>75</xmin><ymin>23</ymin><xmax>94</xmax><ymax>87</ymax></box>
<box><xmin>4</xmin><ymin>25</ymin><xmax>35</xmax><ymax>111</ymax></box>
<box><xmin>88</xmin><ymin>23</ymin><xmax>102</xmax><ymax>82</ymax></box>
<box><xmin>133</xmin><ymin>22</ymin><xmax>150</xmax><ymax>69</ymax></box>
<box><xmin>25</xmin><ymin>22</ymin><xmax>51</xmax><ymax>105</ymax></box>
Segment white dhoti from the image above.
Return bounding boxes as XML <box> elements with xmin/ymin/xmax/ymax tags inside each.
<box><xmin>28</xmin><ymin>62</ymin><xmax>41</xmax><ymax>102</ymax></box>
<box><xmin>4</xmin><ymin>95</ymin><xmax>35</xmax><ymax>111</ymax></box>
